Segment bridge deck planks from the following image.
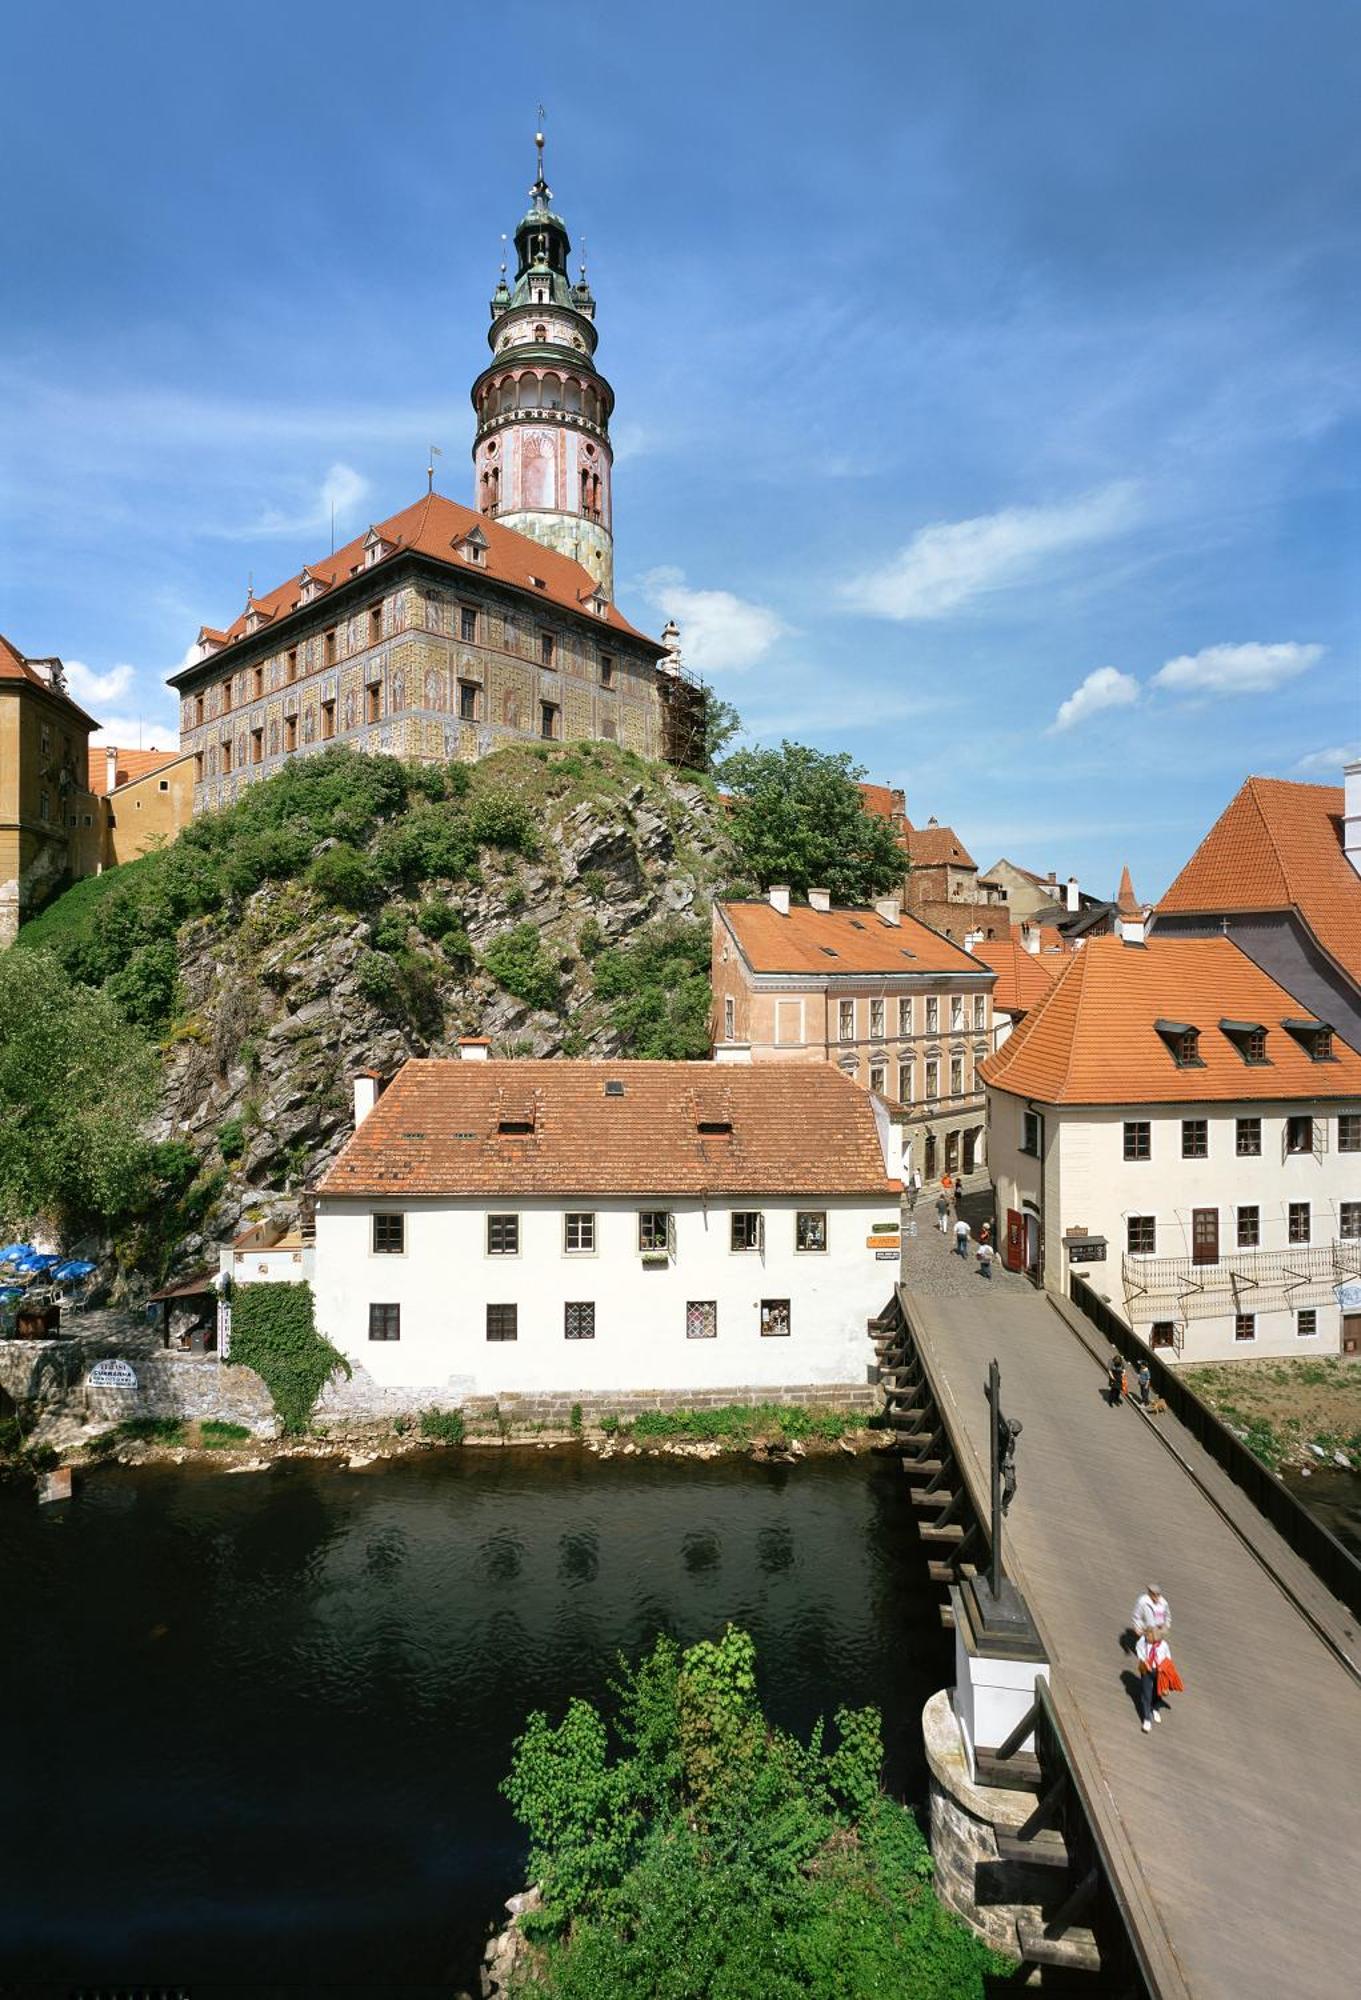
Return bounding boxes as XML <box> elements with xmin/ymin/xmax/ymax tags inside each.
<box><xmin>902</xmin><ymin>1277</ymin><xmax>1361</xmax><ymax>2000</ymax></box>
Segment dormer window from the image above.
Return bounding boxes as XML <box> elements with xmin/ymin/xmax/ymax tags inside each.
<box><xmin>497</xmin><ymin>1118</ymin><xmax>534</xmax><ymax>1136</ymax></box>
<box><xmin>458</xmin><ymin>531</ymin><xmax>487</xmax><ymax>566</ymax></box>
<box><xmin>363</xmin><ymin>528</ymin><xmax>391</xmax><ymax>569</ymax></box>
<box><xmin>697</xmin><ymin>1119</ymin><xmax>733</xmax><ymax>1136</ymax></box>
<box><xmin>1221</xmin><ymin>1019</ymin><xmax>1269</xmax><ymax>1065</ymax></box>
<box><xmin>1281</xmin><ymin>1017</ymin><xmax>1334</xmax><ymax>1062</ymax></box>
<box><xmin>1155</xmin><ymin>1019</ymin><xmax>1203</xmax><ymax>1068</ymax></box>
<box><xmin>299</xmin><ymin>569</ymin><xmax>327</xmax><ymax>605</ymax></box>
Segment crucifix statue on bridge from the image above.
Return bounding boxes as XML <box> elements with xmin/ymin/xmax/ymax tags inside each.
<box><xmin>985</xmin><ymin>1359</ymin><xmax>1022</xmax><ymax>1600</ymax></box>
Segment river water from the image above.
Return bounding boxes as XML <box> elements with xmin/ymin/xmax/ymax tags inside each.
<box><xmin>0</xmin><ymin>1448</ymin><xmax>946</xmax><ymax>1998</ymax></box>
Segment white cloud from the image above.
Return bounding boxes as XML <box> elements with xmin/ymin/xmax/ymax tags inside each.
<box><xmin>89</xmin><ymin>714</ymin><xmax>181</xmax><ymax>750</ymax></box>
<box><xmin>220</xmin><ymin>461</ymin><xmax>370</xmax><ymax>541</ymax></box>
<box><xmin>64</xmin><ymin>659</ymin><xmax>135</xmax><ymax>705</ymax></box>
<box><xmin>842</xmin><ymin>483</ymin><xmax>1140</xmax><ymax>621</ymax></box>
<box><xmin>1151</xmin><ymin>641</ymin><xmax>1322</xmax><ymax>697</ymax></box>
<box><xmin>637</xmin><ymin>565</ymin><xmax>789</xmax><ymax>675</ymax></box>
<box><xmin>1292</xmin><ymin>742</ymin><xmax>1360</xmax><ymax>775</ymax></box>
<box><xmin>1049</xmin><ymin>666</ymin><xmax>1141</xmax><ymax>733</ymax></box>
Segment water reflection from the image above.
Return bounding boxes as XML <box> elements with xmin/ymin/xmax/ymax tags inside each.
<box><xmin>0</xmin><ymin>1449</ymin><xmax>946</xmax><ymax>1996</ymax></box>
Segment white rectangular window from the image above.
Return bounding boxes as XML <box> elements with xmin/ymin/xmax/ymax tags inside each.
<box><xmin>838</xmin><ymin>999</ymin><xmax>855</xmax><ymax>1042</ymax></box>
<box><xmin>974</xmin><ymin>995</ymin><xmax>987</xmax><ymax>1030</ymax></box>
<box><xmin>869</xmin><ymin>998</ymin><xmax>886</xmax><ymax>1040</ymax></box>
<box><xmin>926</xmin><ymin>997</ymin><xmax>939</xmax><ymax>1033</ymax></box>
<box><xmin>898</xmin><ymin>1062</ymin><xmax>913</xmax><ymax>1104</ymax></box>
<box><xmin>950</xmin><ymin>1055</ymin><xmax>964</xmax><ymax>1096</ymax></box>
<box><xmin>564</xmin><ymin>1212</ymin><xmax>595</xmax><ymax>1254</ymax></box>
<box><xmin>564</xmin><ymin>1301</ymin><xmax>595</xmax><ymax>1340</ymax></box>
<box><xmin>869</xmin><ymin>1062</ymin><xmax>887</xmax><ymax>1095</ymax></box>
<box><xmin>730</xmin><ymin>1211</ymin><xmax>761</xmax><ymax>1252</ymax></box>
<box><xmin>487</xmin><ymin>1214</ymin><xmax>520</xmax><ymax>1256</ymax></box>
<box><xmin>687</xmin><ymin>1300</ymin><xmax>717</xmax><ymax>1340</ymax></box>
<box><xmin>372</xmin><ymin>1213</ymin><xmax>405</xmax><ymax>1255</ymax></box>
<box><xmin>899</xmin><ymin>996</ymin><xmax>913</xmax><ymax>1037</ymax></box>
<box><xmin>795</xmin><ymin>1211</ymin><xmax>827</xmax><ymax>1253</ymax></box>
<box><xmin>639</xmin><ymin>1211</ymin><xmax>671</xmax><ymax>1253</ymax></box>
<box><xmin>925</xmin><ymin>1059</ymin><xmax>940</xmax><ymax>1099</ymax></box>
<box><xmin>951</xmin><ymin>998</ymin><xmax>964</xmax><ymax>1031</ymax></box>
<box><xmin>760</xmin><ymin>1298</ymin><xmax>791</xmax><ymax>1337</ymax></box>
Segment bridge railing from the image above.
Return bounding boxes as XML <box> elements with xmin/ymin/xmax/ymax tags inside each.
<box><xmin>1069</xmin><ymin>1273</ymin><xmax>1361</xmax><ymax>1621</ymax></box>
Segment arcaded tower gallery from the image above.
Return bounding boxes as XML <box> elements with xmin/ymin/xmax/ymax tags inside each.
<box><xmin>472</xmin><ymin>130</ymin><xmax>616</xmax><ymax>597</ymax></box>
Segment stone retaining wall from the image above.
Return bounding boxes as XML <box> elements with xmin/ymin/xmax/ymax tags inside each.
<box><xmin>922</xmin><ymin>1686</ymin><xmax>1036</xmax><ymax>1957</ymax></box>
<box><xmin>457</xmin><ymin>1382</ymin><xmax>880</xmax><ymax>1426</ymax></box>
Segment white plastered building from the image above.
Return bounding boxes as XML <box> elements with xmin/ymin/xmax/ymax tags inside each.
<box><xmin>312</xmin><ymin>1054</ymin><xmax>905</xmax><ymax>1398</ymax></box>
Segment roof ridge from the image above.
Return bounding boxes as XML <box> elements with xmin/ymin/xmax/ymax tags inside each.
<box><xmin>1242</xmin><ymin>775</ymin><xmax>1293</xmax><ymax>902</ymax></box>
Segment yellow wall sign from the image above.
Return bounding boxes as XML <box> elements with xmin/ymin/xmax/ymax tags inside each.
<box><xmin>866</xmin><ymin>1234</ymin><xmax>900</xmax><ymax>1249</ymax></box>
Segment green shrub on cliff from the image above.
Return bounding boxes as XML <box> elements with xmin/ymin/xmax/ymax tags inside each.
<box><xmin>482</xmin><ymin>924</ymin><xmax>561</xmax><ymax>1012</ymax></box>
<box><xmin>591</xmin><ymin>919</ymin><xmax>712</xmax><ymax>1058</ymax></box>
<box><xmin>503</xmin><ymin>1626</ymin><xmax>1007</xmax><ymax>1998</ymax></box>
<box><xmin>227</xmin><ymin>1281</ymin><xmax>350</xmax><ymax>1435</ymax></box>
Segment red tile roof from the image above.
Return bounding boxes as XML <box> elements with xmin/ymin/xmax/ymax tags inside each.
<box><xmin>0</xmin><ymin>635</ymin><xmax>99</xmax><ymax>728</ymax></box>
<box><xmin>905</xmin><ymin>822</ymin><xmax>976</xmax><ymax>869</ymax></box>
<box><xmin>318</xmin><ymin>1060</ymin><xmax>898</xmax><ymax>1198</ymax></box>
<box><xmin>981</xmin><ymin>935</ymin><xmax>1361</xmax><ymax>1105</ymax></box>
<box><xmin>87</xmin><ymin>746</ymin><xmax>185</xmax><ymax>795</ymax></box>
<box><xmin>1156</xmin><ymin>776</ymin><xmax>1361</xmax><ymax>984</ymax></box>
<box><xmin>1116</xmin><ymin>864</ymin><xmax>1141</xmax><ymax>917</ymax></box>
<box><xmin>970</xmin><ymin>934</ymin><xmax>1063</xmax><ymax>1016</ymax></box>
<box><xmin>718</xmin><ymin>900</ymin><xmax>984</xmax><ymax>977</ymax></box>
<box><xmin>857</xmin><ymin>782</ymin><xmax>906</xmax><ymax>823</ymax></box>
<box><xmin>172</xmin><ymin>492</ymin><xmax>658</xmax><ymax>685</ymax></box>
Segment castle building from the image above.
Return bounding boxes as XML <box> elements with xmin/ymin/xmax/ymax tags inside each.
<box><xmin>0</xmin><ymin>635</ymin><xmax>100</xmax><ymax>942</ymax></box>
<box><xmin>169</xmin><ymin>137</ymin><xmax>703</xmax><ymax>812</ymax></box>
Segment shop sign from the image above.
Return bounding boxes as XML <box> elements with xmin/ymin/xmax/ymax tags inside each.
<box><xmin>1066</xmin><ymin>1239</ymin><xmax>1106</xmax><ymax>1266</ymax></box>
<box><xmin>866</xmin><ymin>1235</ymin><xmax>900</xmax><ymax>1250</ymax></box>
<box><xmin>88</xmin><ymin>1357</ymin><xmax>138</xmax><ymax>1389</ymax></box>
<box><xmin>1334</xmin><ymin>1279</ymin><xmax>1361</xmax><ymax>1312</ymax></box>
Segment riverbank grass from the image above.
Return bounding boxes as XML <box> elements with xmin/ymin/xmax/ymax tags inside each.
<box><xmin>501</xmin><ymin>1625</ymin><xmax>1009</xmax><ymax>1998</ymax></box>
<box><xmin>1182</xmin><ymin>1357</ymin><xmax>1361</xmax><ymax>1472</ymax></box>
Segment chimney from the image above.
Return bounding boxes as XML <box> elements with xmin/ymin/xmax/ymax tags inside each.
<box><xmin>458</xmin><ymin>1036</ymin><xmax>491</xmax><ymax>1062</ymax></box>
<box><xmin>874</xmin><ymin>896</ymin><xmax>902</xmax><ymax>926</ymax></box>
<box><xmin>807</xmin><ymin>887</ymin><xmax>831</xmax><ymax>912</ymax></box>
<box><xmin>1021</xmin><ymin>922</ymin><xmax>1040</xmax><ymax>955</ymax></box>
<box><xmin>1119</xmin><ymin>915</ymin><xmax>1146</xmax><ymax>945</ymax></box>
<box><xmin>1065</xmin><ymin>875</ymin><xmax>1080</xmax><ymax>913</ymax></box>
<box><xmin>1345</xmin><ymin>760</ymin><xmax>1361</xmax><ymax>880</ymax></box>
<box><xmin>963</xmin><ymin>929</ymin><xmax>983</xmax><ymax>954</ymax></box>
<box><xmin>352</xmin><ymin>1070</ymin><xmax>381</xmax><ymax>1127</ymax></box>
<box><xmin>768</xmin><ymin>885</ymin><xmax>791</xmax><ymax>916</ymax></box>
<box><xmin>712</xmin><ymin>1041</ymin><xmax>753</xmax><ymax>1064</ymax></box>
<box><xmin>105</xmin><ymin>745</ymin><xmax>119</xmax><ymax>794</ymax></box>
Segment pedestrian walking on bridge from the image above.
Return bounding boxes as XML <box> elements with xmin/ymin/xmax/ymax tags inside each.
<box><xmin>954</xmin><ymin>1215</ymin><xmax>971</xmax><ymax>1259</ymax></box>
<box><xmin>1108</xmin><ymin>1352</ymin><xmax>1126</xmax><ymax>1406</ymax></box>
<box><xmin>977</xmin><ymin>1238</ymin><xmax>995</xmax><ymax>1280</ymax></box>
<box><xmin>935</xmin><ymin>1192</ymin><xmax>950</xmax><ymax>1235</ymax></box>
<box><xmin>1133</xmin><ymin>1585</ymin><xmax>1171</xmax><ymax>1642</ymax></box>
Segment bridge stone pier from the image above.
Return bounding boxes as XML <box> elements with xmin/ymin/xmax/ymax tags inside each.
<box><xmin>871</xmin><ymin>1228</ymin><xmax>1361</xmax><ymax>1999</ymax></box>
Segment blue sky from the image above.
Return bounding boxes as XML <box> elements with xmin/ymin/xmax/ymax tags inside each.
<box><xmin>3</xmin><ymin>0</ymin><xmax>1358</xmax><ymax>898</ymax></box>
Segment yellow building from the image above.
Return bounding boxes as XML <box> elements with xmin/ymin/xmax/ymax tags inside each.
<box><xmin>87</xmin><ymin>744</ymin><xmax>196</xmax><ymax>866</ymax></box>
<box><xmin>0</xmin><ymin>635</ymin><xmax>100</xmax><ymax>943</ymax></box>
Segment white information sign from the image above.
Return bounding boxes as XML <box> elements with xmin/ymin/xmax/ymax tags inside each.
<box><xmin>87</xmin><ymin>1357</ymin><xmax>138</xmax><ymax>1389</ymax></box>
<box><xmin>1334</xmin><ymin>1279</ymin><xmax>1361</xmax><ymax>1313</ymax></box>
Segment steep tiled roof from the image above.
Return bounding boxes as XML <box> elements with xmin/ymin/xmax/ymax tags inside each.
<box><xmin>981</xmin><ymin>935</ymin><xmax>1361</xmax><ymax>1105</ymax></box>
<box><xmin>0</xmin><ymin>635</ymin><xmax>99</xmax><ymax>727</ymax></box>
<box><xmin>318</xmin><ymin>1060</ymin><xmax>898</xmax><ymax>1198</ymax></box>
<box><xmin>719</xmin><ymin>901</ymin><xmax>984</xmax><ymax>977</ymax></box>
<box><xmin>906</xmin><ymin>823</ymin><xmax>976</xmax><ymax>869</ymax></box>
<box><xmin>970</xmin><ymin>934</ymin><xmax>1063</xmax><ymax>1016</ymax></box>
<box><xmin>1116</xmin><ymin>864</ymin><xmax>1141</xmax><ymax>917</ymax></box>
<box><xmin>172</xmin><ymin>492</ymin><xmax>658</xmax><ymax>686</ymax></box>
<box><xmin>88</xmin><ymin>746</ymin><xmax>185</xmax><ymax>795</ymax></box>
<box><xmin>1156</xmin><ymin>776</ymin><xmax>1361</xmax><ymax>983</ymax></box>
<box><xmin>857</xmin><ymin>782</ymin><xmax>906</xmax><ymax>824</ymax></box>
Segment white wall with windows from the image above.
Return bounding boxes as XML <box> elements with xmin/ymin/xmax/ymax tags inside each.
<box><xmin>988</xmin><ymin>1091</ymin><xmax>1361</xmax><ymax>1361</ymax></box>
<box><xmin>313</xmin><ymin>1194</ymin><xmax>898</xmax><ymax>1395</ymax></box>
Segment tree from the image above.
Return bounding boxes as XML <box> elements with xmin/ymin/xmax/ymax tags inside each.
<box><xmin>0</xmin><ymin>949</ymin><xmax>160</xmax><ymax>1236</ymax></box>
<box><xmin>717</xmin><ymin>742</ymin><xmax>906</xmax><ymax>903</ymax></box>
<box><xmin>699</xmin><ymin>695</ymin><xmax>743</xmax><ymax>768</ymax></box>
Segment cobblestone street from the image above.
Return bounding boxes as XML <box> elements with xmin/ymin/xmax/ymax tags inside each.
<box><xmin>899</xmin><ymin>1181</ymin><xmax>1031</xmax><ymax>1299</ymax></box>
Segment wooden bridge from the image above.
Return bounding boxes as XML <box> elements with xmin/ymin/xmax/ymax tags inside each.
<box><xmin>874</xmin><ymin>1263</ymin><xmax>1361</xmax><ymax>1998</ymax></box>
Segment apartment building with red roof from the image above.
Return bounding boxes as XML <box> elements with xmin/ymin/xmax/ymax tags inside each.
<box><xmin>311</xmin><ymin>1054</ymin><xmax>903</xmax><ymax>1399</ymax></box>
<box><xmin>1151</xmin><ymin>770</ymin><xmax>1361</xmax><ymax>1056</ymax></box>
<box><xmin>982</xmin><ymin>934</ymin><xmax>1361</xmax><ymax>1362</ymax></box>
<box><xmin>711</xmin><ymin>887</ymin><xmax>995</xmax><ymax>1184</ymax></box>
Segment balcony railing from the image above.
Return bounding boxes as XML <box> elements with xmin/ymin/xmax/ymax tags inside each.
<box><xmin>1122</xmin><ymin>1239</ymin><xmax>1361</xmax><ymax>1322</ymax></box>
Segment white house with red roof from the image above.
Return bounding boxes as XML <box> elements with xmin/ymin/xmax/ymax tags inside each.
<box><xmin>982</xmin><ymin>934</ymin><xmax>1361</xmax><ymax>1362</ymax></box>
<box><xmin>311</xmin><ymin>1054</ymin><xmax>904</xmax><ymax>1400</ymax></box>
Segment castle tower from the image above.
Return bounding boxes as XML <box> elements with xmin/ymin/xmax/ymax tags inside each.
<box><xmin>470</xmin><ymin>130</ymin><xmax>615</xmax><ymax>598</ymax></box>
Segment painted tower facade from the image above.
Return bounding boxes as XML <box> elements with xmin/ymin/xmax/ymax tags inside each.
<box><xmin>470</xmin><ymin>134</ymin><xmax>615</xmax><ymax>598</ymax></box>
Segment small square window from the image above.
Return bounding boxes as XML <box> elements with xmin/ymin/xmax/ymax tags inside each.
<box><xmin>731</xmin><ymin>1211</ymin><xmax>761</xmax><ymax>1252</ymax></box>
<box><xmin>1181</xmin><ymin>1119</ymin><xmax>1208</xmax><ymax>1160</ymax></box>
<box><xmin>1288</xmin><ymin>1202</ymin><xmax>1310</xmax><ymax>1245</ymax></box>
<box><xmin>564</xmin><ymin>1301</ymin><xmax>595</xmax><ymax>1340</ymax></box>
<box><xmin>1234</xmin><ymin>1312</ymin><xmax>1256</xmax><ymax>1343</ymax></box>
<box><xmin>796</xmin><ymin>1211</ymin><xmax>827</xmax><ymax>1253</ymax></box>
<box><xmin>760</xmin><ymin>1298</ymin><xmax>791</xmax><ymax>1338</ymax></box>
<box><xmin>368</xmin><ymin>1303</ymin><xmax>400</xmax><ymax>1341</ymax></box>
<box><xmin>1296</xmin><ymin>1309</ymin><xmax>1318</xmax><ymax>1338</ymax></box>
<box><xmin>687</xmin><ymin>1300</ymin><xmax>717</xmax><ymax>1340</ymax></box>
<box><xmin>487</xmin><ymin>1214</ymin><xmax>520</xmax><ymax>1256</ymax></box>
<box><xmin>1338</xmin><ymin>1114</ymin><xmax>1361</xmax><ymax>1152</ymax></box>
<box><xmin>1341</xmin><ymin>1202</ymin><xmax>1361</xmax><ymax>1240</ymax></box>
<box><xmin>564</xmin><ymin>1212</ymin><xmax>595</xmax><ymax>1254</ymax></box>
<box><xmin>639</xmin><ymin>1211</ymin><xmax>670</xmax><ymax>1253</ymax></box>
<box><xmin>486</xmin><ymin>1304</ymin><xmax>518</xmax><ymax>1342</ymax></box>
<box><xmin>1150</xmin><ymin>1322</ymin><xmax>1176</xmax><ymax>1351</ymax></box>
<box><xmin>1127</xmin><ymin>1215</ymin><xmax>1156</xmax><ymax>1256</ymax></box>
<box><xmin>1237</xmin><ymin>1206</ymin><xmax>1260</xmax><ymax>1249</ymax></box>
<box><xmin>1236</xmin><ymin>1117</ymin><xmax>1262</xmax><ymax>1157</ymax></box>
<box><xmin>1286</xmin><ymin>1115</ymin><xmax>1312</xmax><ymax>1155</ymax></box>
<box><xmin>372</xmin><ymin>1213</ymin><xmax>405</xmax><ymax>1255</ymax></box>
<box><xmin>1123</xmin><ymin>1121</ymin><xmax>1151</xmax><ymax>1161</ymax></box>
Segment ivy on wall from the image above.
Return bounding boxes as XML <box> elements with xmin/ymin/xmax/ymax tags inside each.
<box><xmin>227</xmin><ymin>1281</ymin><xmax>350</xmax><ymax>1435</ymax></box>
